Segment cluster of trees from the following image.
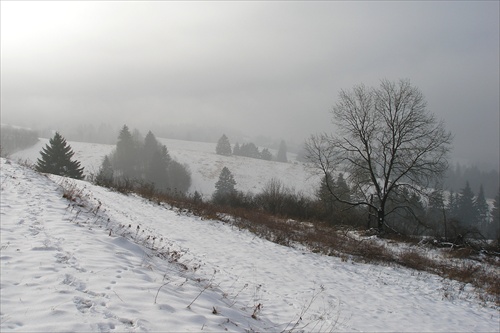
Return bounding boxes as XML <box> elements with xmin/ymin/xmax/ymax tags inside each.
<box><xmin>96</xmin><ymin>125</ymin><xmax>191</xmax><ymax>195</ymax></box>
<box><xmin>211</xmin><ymin>166</ymin><xmax>317</xmax><ymax>220</ymax></box>
<box><xmin>215</xmin><ymin>134</ymin><xmax>288</xmax><ymax>163</ymax></box>
<box><xmin>303</xmin><ymin>78</ymin><xmax>500</xmax><ymax>241</ymax></box>
<box><xmin>0</xmin><ymin>125</ymin><xmax>39</xmax><ymax>156</ymax></box>
<box><xmin>443</xmin><ymin>182</ymin><xmax>499</xmax><ymax>238</ymax></box>
<box><xmin>211</xmin><ymin>164</ymin><xmax>500</xmax><ymax>240</ymax></box>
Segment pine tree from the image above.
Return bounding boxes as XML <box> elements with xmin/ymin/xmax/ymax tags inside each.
<box><xmin>95</xmin><ymin>155</ymin><xmax>114</xmax><ymax>186</ymax></box>
<box><xmin>146</xmin><ymin>146</ymin><xmax>170</xmax><ymax>189</ymax></box>
<box><xmin>260</xmin><ymin>148</ymin><xmax>273</xmax><ymax>161</ymax></box>
<box><xmin>491</xmin><ymin>189</ymin><xmax>500</xmax><ymax>240</ymax></box>
<box><xmin>457</xmin><ymin>181</ymin><xmax>479</xmax><ymax>229</ymax></box>
<box><xmin>215</xmin><ymin>134</ymin><xmax>232</xmax><ymax>156</ymax></box>
<box><xmin>167</xmin><ymin>159</ymin><xmax>191</xmax><ymax>194</ymax></box>
<box><xmin>276</xmin><ymin>140</ymin><xmax>288</xmax><ymax>163</ymax></box>
<box><xmin>428</xmin><ymin>188</ymin><xmax>446</xmax><ymax>237</ymax></box>
<box><xmin>447</xmin><ymin>190</ymin><xmax>460</xmax><ymax>219</ymax></box>
<box><xmin>317</xmin><ymin>173</ymin><xmax>335</xmax><ymax>219</ymax></box>
<box><xmin>36</xmin><ymin>132</ymin><xmax>84</xmax><ymax>180</ymax></box>
<box><xmin>213</xmin><ymin>166</ymin><xmax>236</xmax><ymax>204</ymax></box>
<box><xmin>143</xmin><ymin>131</ymin><xmax>171</xmax><ymax>190</ymax></box>
<box><xmin>239</xmin><ymin>143</ymin><xmax>260</xmax><ymax>159</ymax></box>
<box><xmin>233</xmin><ymin>142</ymin><xmax>241</xmax><ymax>155</ymax></box>
<box><xmin>492</xmin><ymin>189</ymin><xmax>500</xmax><ymax>225</ymax></box>
<box><xmin>143</xmin><ymin>131</ymin><xmax>160</xmax><ymax>163</ymax></box>
<box><xmin>474</xmin><ymin>184</ymin><xmax>489</xmax><ymax>227</ymax></box>
<box><xmin>112</xmin><ymin>125</ymin><xmax>138</xmax><ymax>178</ymax></box>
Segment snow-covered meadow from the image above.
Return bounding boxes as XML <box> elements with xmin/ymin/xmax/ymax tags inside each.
<box><xmin>10</xmin><ymin>137</ymin><xmax>320</xmax><ymax>199</ymax></box>
<box><xmin>2</xmin><ymin>140</ymin><xmax>499</xmax><ymax>332</ymax></box>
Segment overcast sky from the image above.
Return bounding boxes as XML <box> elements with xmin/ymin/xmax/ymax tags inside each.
<box><xmin>1</xmin><ymin>1</ymin><xmax>499</xmax><ymax>169</ymax></box>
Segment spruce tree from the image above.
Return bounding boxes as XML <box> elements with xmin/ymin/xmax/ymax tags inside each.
<box><xmin>36</xmin><ymin>132</ymin><xmax>84</xmax><ymax>180</ymax></box>
<box><xmin>233</xmin><ymin>142</ymin><xmax>241</xmax><ymax>156</ymax></box>
<box><xmin>428</xmin><ymin>188</ymin><xmax>446</xmax><ymax>237</ymax></box>
<box><xmin>457</xmin><ymin>181</ymin><xmax>479</xmax><ymax>229</ymax></box>
<box><xmin>447</xmin><ymin>190</ymin><xmax>460</xmax><ymax>220</ymax></box>
<box><xmin>213</xmin><ymin>166</ymin><xmax>236</xmax><ymax>204</ymax></box>
<box><xmin>493</xmin><ymin>189</ymin><xmax>500</xmax><ymax>224</ymax></box>
<box><xmin>95</xmin><ymin>156</ymin><xmax>114</xmax><ymax>186</ymax></box>
<box><xmin>317</xmin><ymin>173</ymin><xmax>335</xmax><ymax>219</ymax></box>
<box><xmin>216</xmin><ymin>134</ymin><xmax>232</xmax><ymax>156</ymax></box>
<box><xmin>260</xmin><ymin>148</ymin><xmax>273</xmax><ymax>161</ymax></box>
<box><xmin>276</xmin><ymin>140</ymin><xmax>288</xmax><ymax>163</ymax></box>
<box><xmin>491</xmin><ymin>189</ymin><xmax>499</xmax><ymax>240</ymax></box>
<box><xmin>474</xmin><ymin>184</ymin><xmax>489</xmax><ymax>227</ymax></box>
<box><xmin>239</xmin><ymin>143</ymin><xmax>260</xmax><ymax>159</ymax></box>
<box><xmin>113</xmin><ymin>125</ymin><xmax>138</xmax><ymax>178</ymax></box>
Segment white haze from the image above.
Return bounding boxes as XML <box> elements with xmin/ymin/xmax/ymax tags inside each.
<box><xmin>1</xmin><ymin>1</ymin><xmax>499</xmax><ymax>169</ymax></box>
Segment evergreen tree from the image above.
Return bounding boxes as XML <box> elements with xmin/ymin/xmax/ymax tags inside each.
<box><xmin>233</xmin><ymin>142</ymin><xmax>241</xmax><ymax>156</ymax></box>
<box><xmin>239</xmin><ymin>143</ymin><xmax>260</xmax><ymax>159</ymax></box>
<box><xmin>146</xmin><ymin>146</ymin><xmax>171</xmax><ymax>190</ymax></box>
<box><xmin>447</xmin><ymin>190</ymin><xmax>460</xmax><ymax>220</ymax></box>
<box><xmin>316</xmin><ymin>173</ymin><xmax>351</xmax><ymax>224</ymax></box>
<box><xmin>491</xmin><ymin>189</ymin><xmax>500</xmax><ymax>239</ymax></box>
<box><xmin>143</xmin><ymin>131</ymin><xmax>172</xmax><ymax>190</ymax></box>
<box><xmin>335</xmin><ymin>173</ymin><xmax>351</xmax><ymax>202</ymax></box>
<box><xmin>260</xmin><ymin>148</ymin><xmax>273</xmax><ymax>161</ymax></box>
<box><xmin>276</xmin><ymin>140</ymin><xmax>288</xmax><ymax>163</ymax></box>
<box><xmin>95</xmin><ymin>155</ymin><xmax>114</xmax><ymax>186</ymax></box>
<box><xmin>167</xmin><ymin>160</ymin><xmax>191</xmax><ymax>194</ymax></box>
<box><xmin>492</xmin><ymin>189</ymin><xmax>500</xmax><ymax>225</ymax></box>
<box><xmin>428</xmin><ymin>188</ymin><xmax>446</xmax><ymax>236</ymax></box>
<box><xmin>213</xmin><ymin>166</ymin><xmax>236</xmax><ymax>204</ymax></box>
<box><xmin>457</xmin><ymin>181</ymin><xmax>479</xmax><ymax>229</ymax></box>
<box><xmin>474</xmin><ymin>184</ymin><xmax>489</xmax><ymax>227</ymax></box>
<box><xmin>112</xmin><ymin>125</ymin><xmax>138</xmax><ymax>178</ymax></box>
<box><xmin>317</xmin><ymin>173</ymin><xmax>335</xmax><ymax>221</ymax></box>
<box><xmin>36</xmin><ymin>132</ymin><xmax>84</xmax><ymax>180</ymax></box>
<box><xmin>143</xmin><ymin>131</ymin><xmax>160</xmax><ymax>162</ymax></box>
<box><xmin>215</xmin><ymin>134</ymin><xmax>232</xmax><ymax>156</ymax></box>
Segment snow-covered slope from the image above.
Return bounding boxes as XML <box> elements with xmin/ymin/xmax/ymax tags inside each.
<box><xmin>1</xmin><ymin>158</ymin><xmax>498</xmax><ymax>332</ymax></box>
<box><xmin>11</xmin><ymin>138</ymin><xmax>319</xmax><ymax>198</ymax></box>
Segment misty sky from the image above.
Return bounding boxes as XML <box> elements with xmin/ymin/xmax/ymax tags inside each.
<box><xmin>1</xmin><ymin>1</ymin><xmax>499</xmax><ymax>169</ymax></box>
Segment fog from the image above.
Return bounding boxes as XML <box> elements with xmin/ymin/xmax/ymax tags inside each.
<box><xmin>1</xmin><ymin>1</ymin><xmax>499</xmax><ymax>170</ymax></box>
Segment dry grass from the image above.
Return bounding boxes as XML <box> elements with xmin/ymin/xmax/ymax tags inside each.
<box><xmin>97</xmin><ymin>181</ymin><xmax>500</xmax><ymax>305</ymax></box>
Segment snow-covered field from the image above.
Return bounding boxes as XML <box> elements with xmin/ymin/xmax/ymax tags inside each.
<box><xmin>1</xmin><ymin>154</ymin><xmax>499</xmax><ymax>331</ymax></box>
<box><xmin>11</xmin><ymin>137</ymin><xmax>320</xmax><ymax>198</ymax></box>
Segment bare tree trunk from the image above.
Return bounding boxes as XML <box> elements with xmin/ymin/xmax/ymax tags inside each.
<box><xmin>377</xmin><ymin>208</ymin><xmax>384</xmax><ymax>232</ymax></box>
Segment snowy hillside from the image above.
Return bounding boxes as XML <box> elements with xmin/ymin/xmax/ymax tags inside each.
<box><xmin>11</xmin><ymin>137</ymin><xmax>320</xmax><ymax>198</ymax></box>
<box><xmin>1</xmin><ymin>157</ymin><xmax>499</xmax><ymax>332</ymax></box>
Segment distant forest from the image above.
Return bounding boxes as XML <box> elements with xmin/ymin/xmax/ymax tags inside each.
<box><xmin>444</xmin><ymin>163</ymin><xmax>499</xmax><ymax>199</ymax></box>
<box><xmin>4</xmin><ymin>122</ymin><xmax>499</xmax><ymax>199</ymax></box>
<box><xmin>38</xmin><ymin>122</ymin><xmax>303</xmax><ymax>155</ymax></box>
<box><xmin>0</xmin><ymin>125</ymin><xmax>39</xmax><ymax>156</ymax></box>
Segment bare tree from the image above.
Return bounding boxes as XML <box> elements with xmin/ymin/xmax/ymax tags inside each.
<box><xmin>306</xmin><ymin>79</ymin><xmax>452</xmax><ymax>232</ymax></box>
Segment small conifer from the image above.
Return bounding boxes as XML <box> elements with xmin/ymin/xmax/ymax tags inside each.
<box><xmin>36</xmin><ymin>132</ymin><xmax>84</xmax><ymax>180</ymax></box>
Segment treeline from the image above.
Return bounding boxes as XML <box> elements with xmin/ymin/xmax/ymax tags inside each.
<box><xmin>210</xmin><ymin>166</ymin><xmax>500</xmax><ymax>241</ymax></box>
<box><xmin>27</xmin><ymin>126</ymin><xmax>499</xmax><ymax>242</ymax></box>
<box><xmin>215</xmin><ymin>134</ymin><xmax>288</xmax><ymax>163</ymax></box>
<box><xmin>94</xmin><ymin>125</ymin><xmax>191</xmax><ymax>195</ymax></box>
<box><xmin>0</xmin><ymin>125</ymin><xmax>39</xmax><ymax>156</ymax></box>
<box><xmin>445</xmin><ymin>163</ymin><xmax>499</xmax><ymax>199</ymax></box>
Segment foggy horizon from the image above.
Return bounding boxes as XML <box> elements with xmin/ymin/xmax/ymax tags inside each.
<box><xmin>1</xmin><ymin>1</ymin><xmax>499</xmax><ymax>170</ymax></box>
